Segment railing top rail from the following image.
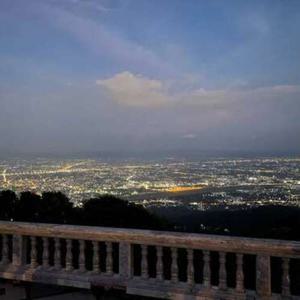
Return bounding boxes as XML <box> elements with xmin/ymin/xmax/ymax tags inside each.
<box><xmin>0</xmin><ymin>221</ymin><xmax>300</xmax><ymax>257</ymax></box>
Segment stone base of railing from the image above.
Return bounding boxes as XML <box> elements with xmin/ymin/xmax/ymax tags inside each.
<box><xmin>127</xmin><ymin>279</ymin><xmax>250</xmax><ymax>300</ymax></box>
<box><xmin>128</xmin><ymin>280</ymin><xmax>297</xmax><ymax>300</ymax></box>
<box><xmin>0</xmin><ymin>263</ymin><xmax>124</xmax><ymax>290</ymax></box>
<box><xmin>1</xmin><ymin>263</ymin><xmax>299</xmax><ymax>300</ymax></box>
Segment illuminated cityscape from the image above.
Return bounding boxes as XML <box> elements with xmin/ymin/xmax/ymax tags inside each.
<box><xmin>1</xmin><ymin>1</ymin><xmax>300</xmax><ymax>299</ymax></box>
<box><xmin>1</xmin><ymin>157</ymin><xmax>299</xmax><ymax>210</ymax></box>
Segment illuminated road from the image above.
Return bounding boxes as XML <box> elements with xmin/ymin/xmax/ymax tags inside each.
<box><xmin>2</xmin><ymin>169</ymin><xmax>7</xmax><ymax>183</ymax></box>
<box><xmin>59</xmin><ymin>162</ymin><xmax>86</xmax><ymax>172</ymax></box>
<box><xmin>4</xmin><ymin>162</ymin><xmax>101</xmax><ymax>177</ymax></box>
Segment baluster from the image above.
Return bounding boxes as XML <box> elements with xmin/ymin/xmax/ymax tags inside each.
<box><xmin>79</xmin><ymin>240</ymin><xmax>86</xmax><ymax>272</ymax></box>
<box><xmin>1</xmin><ymin>235</ymin><xmax>9</xmax><ymax>264</ymax></box>
<box><xmin>171</xmin><ymin>247</ymin><xmax>178</xmax><ymax>283</ymax></box>
<box><xmin>219</xmin><ymin>252</ymin><xmax>227</xmax><ymax>289</ymax></box>
<box><xmin>187</xmin><ymin>249</ymin><xmax>194</xmax><ymax>286</ymax></box>
<box><xmin>256</xmin><ymin>255</ymin><xmax>271</xmax><ymax>298</ymax></box>
<box><xmin>65</xmin><ymin>239</ymin><xmax>73</xmax><ymax>271</ymax></box>
<box><xmin>119</xmin><ymin>243</ymin><xmax>132</xmax><ymax>279</ymax></box>
<box><xmin>236</xmin><ymin>254</ymin><xmax>244</xmax><ymax>293</ymax></box>
<box><xmin>156</xmin><ymin>246</ymin><xmax>163</xmax><ymax>281</ymax></box>
<box><xmin>12</xmin><ymin>235</ymin><xmax>26</xmax><ymax>267</ymax></box>
<box><xmin>106</xmin><ymin>242</ymin><xmax>113</xmax><ymax>275</ymax></box>
<box><xmin>92</xmin><ymin>241</ymin><xmax>100</xmax><ymax>273</ymax></box>
<box><xmin>54</xmin><ymin>238</ymin><xmax>61</xmax><ymax>269</ymax></box>
<box><xmin>282</xmin><ymin>258</ymin><xmax>290</xmax><ymax>297</ymax></box>
<box><xmin>42</xmin><ymin>237</ymin><xmax>49</xmax><ymax>268</ymax></box>
<box><xmin>30</xmin><ymin>236</ymin><xmax>38</xmax><ymax>268</ymax></box>
<box><xmin>203</xmin><ymin>250</ymin><xmax>211</xmax><ymax>288</ymax></box>
<box><xmin>141</xmin><ymin>245</ymin><xmax>148</xmax><ymax>279</ymax></box>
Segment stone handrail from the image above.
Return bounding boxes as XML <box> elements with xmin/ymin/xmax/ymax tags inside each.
<box><xmin>1</xmin><ymin>221</ymin><xmax>300</xmax><ymax>257</ymax></box>
<box><xmin>0</xmin><ymin>221</ymin><xmax>300</xmax><ymax>299</ymax></box>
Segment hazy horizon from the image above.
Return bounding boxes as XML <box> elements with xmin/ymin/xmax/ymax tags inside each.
<box><xmin>1</xmin><ymin>149</ymin><xmax>300</xmax><ymax>162</ymax></box>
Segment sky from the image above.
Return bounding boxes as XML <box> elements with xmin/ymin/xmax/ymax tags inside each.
<box><xmin>0</xmin><ymin>0</ymin><xmax>300</xmax><ymax>156</ymax></box>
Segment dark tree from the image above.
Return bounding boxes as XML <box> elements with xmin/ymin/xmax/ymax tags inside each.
<box><xmin>38</xmin><ymin>192</ymin><xmax>74</xmax><ymax>224</ymax></box>
<box><xmin>81</xmin><ymin>195</ymin><xmax>166</xmax><ymax>229</ymax></box>
<box><xmin>0</xmin><ymin>190</ymin><xmax>167</xmax><ymax>229</ymax></box>
<box><xmin>0</xmin><ymin>190</ymin><xmax>17</xmax><ymax>221</ymax></box>
<box><xmin>15</xmin><ymin>192</ymin><xmax>41</xmax><ymax>222</ymax></box>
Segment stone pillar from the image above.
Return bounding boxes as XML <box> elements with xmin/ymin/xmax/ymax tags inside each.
<box><xmin>119</xmin><ymin>242</ymin><xmax>132</xmax><ymax>279</ymax></box>
<box><xmin>12</xmin><ymin>235</ymin><xmax>26</xmax><ymax>267</ymax></box>
<box><xmin>156</xmin><ymin>246</ymin><xmax>163</xmax><ymax>281</ymax></box>
<box><xmin>236</xmin><ymin>253</ymin><xmax>244</xmax><ymax>294</ymax></box>
<box><xmin>79</xmin><ymin>240</ymin><xmax>86</xmax><ymax>272</ymax></box>
<box><xmin>1</xmin><ymin>235</ymin><xmax>9</xmax><ymax>265</ymax></box>
<box><xmin>187</xmin><ymin>249</ymin><xmax>194</xmax><ymax>286</ymax></box>
<box><xmin>282</xmin><ymin>258</ymin><xmax>291</xmax><ymax>298</ymax></box>
<box><xmin>30</xmin><ymin>236</ymin><xmax>38</xmax><ymax>268</ymax></box>
<box><xmin>256</xmin><ymin>255</ymin><xmax>271</xmax><ymax>299</ymax></box>
<box><xmin>203</xmin><ymin>250</ymin><xmax>211</xmax><ymax>288</ymax></box>
<box><xmin>105</xmin><ymin>242</ymin><xmax>113</xmax><ymax>275</ymax></box>
<box><xmin>92</xmin><ymin>241</ymin><xmax>100</xmax><ymax>273</ymax></box>
<box><xmin>171</xmin><ymin>247</ymin><xmax>178</xmax><ymax>283</ymax></box>
<box><xmin>66</xmin><ymin>239</ymin><xmax>73</xmax><ymax>271</ymax></box>
<box><xmin>42</xmin><ymin>237</ymin><xmax>49</xmax><ymax>268</ymax></box>
<box><xmin>54</xmin><ymin>238</ymin><xmax>61</xmax><ymax>270</ymax></box>
<box><xmin>219</xmin><ymin>252</ymin><xmax>227</xmax><ymax>290</ymax></box>
<box><xmin>141</xmin><ymin>245</ymin><xmax>148</xmax><ymax>279</ymax></box>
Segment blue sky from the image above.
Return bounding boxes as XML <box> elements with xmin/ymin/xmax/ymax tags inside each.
<box><xmin>0</xmin><ymin>0</ymin><xmax>300</xmax><ymax>155</ymax></box>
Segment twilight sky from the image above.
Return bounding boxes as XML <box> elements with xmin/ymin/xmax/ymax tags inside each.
<box><xmin>0</xmin><ymin>0</ymin><xmax>300</xmax><ymax>156</ymax></box>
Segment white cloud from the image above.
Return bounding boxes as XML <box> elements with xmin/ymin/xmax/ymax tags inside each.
<box><xmin>96</xmin><ymin>71</ymin><xmax>300</xmax><ymax>109</ymax></box>
<box><xmin>96</xmin><ymin>72</ymin><xmax>169</xmax><ymax>107</ymax></box>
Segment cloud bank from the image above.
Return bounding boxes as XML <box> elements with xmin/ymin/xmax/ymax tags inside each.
<box><xmin>96</xmin><ymin>72</ymin><xmax>169</xmax><ymax>107</ymax></box>
<box><xmin>96</xmin><ymin>71</ymin><xmax>300</xmax><ymax>111</ymax></box>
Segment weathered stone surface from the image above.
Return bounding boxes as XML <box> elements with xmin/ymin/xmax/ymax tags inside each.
<box><xmin>0</xmin><ymin>221</ymin><xmax>300</xmax><ymax>300</ymax></box>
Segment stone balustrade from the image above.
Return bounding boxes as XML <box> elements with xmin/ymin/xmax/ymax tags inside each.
<box><xmin>0</xmin><ymin>221</ymin><xmax>300</xmax><ymax>299</ymax></box>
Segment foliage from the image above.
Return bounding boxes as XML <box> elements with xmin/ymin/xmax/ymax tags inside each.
<box><xmin>0</xmin><ymin>190</ymin><xmax>17</xmax><ymax>220</ymax></box>
<box><xmin>0</xmin><ymin>190</ymin><xmax>167</xmax><ymax>230</ymax></box>
<box><xmin>1</xmin><ymin>189</ymin><xmax>300</xmax><ymax>240</ymax></box>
